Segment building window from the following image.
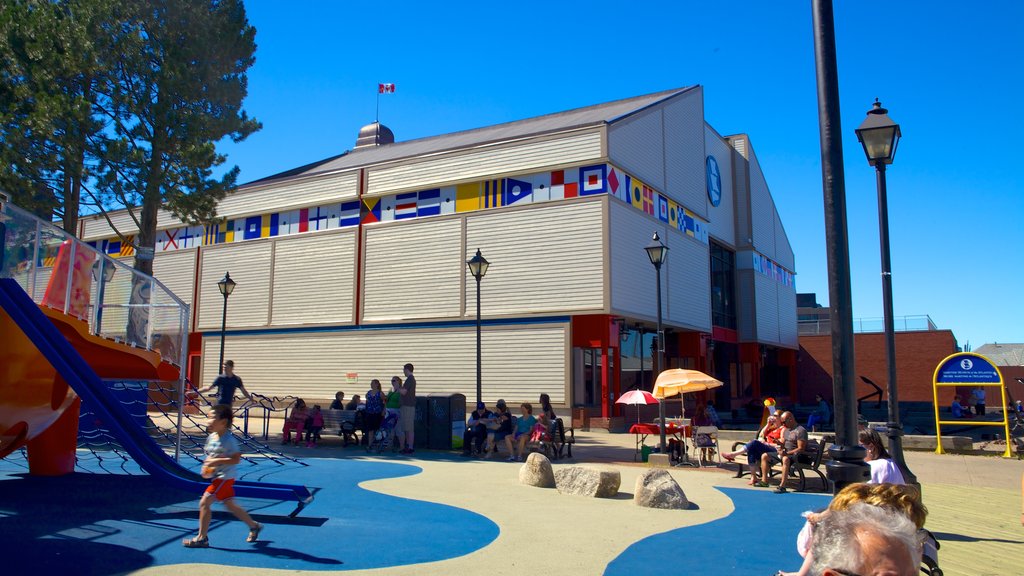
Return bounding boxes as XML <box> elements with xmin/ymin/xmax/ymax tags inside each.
<box><xmin>710</xmin><ymin>241</ymin><xmax>736</xmax><ymax>329</ymax></box>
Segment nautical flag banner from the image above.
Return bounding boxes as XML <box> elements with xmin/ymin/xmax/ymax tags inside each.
<box><xmin>159</xmin><ymin>228</ymin><xmax>180</xmax><ymax>252</ymax></box>
<box><xmin>668</xmin><ymin>200</ymin><xmax>680</xmax><ymax>229</ymax></box>
<box><xmin>340</xmin><ymin>200</ymin><xmax>361</xmax><ymax>227</ymax></box>
<box><xmin>380</xmin><ymin>195</ymin><xmax>397</xmax><ymax>221</ymax></box>
<box><xmin>417</xmin><ymin>189</ymin><xmax>442</xmax><ymax>217</ymax></box>
<box><xmin>244</xmin><ymin>215</ymin><xmax>262</xmax><ymax>240</ymax></box>
<box><xmin>277</xmin><ymin>210</ymin><xmax>300</xmax><ymax>235</ymax></box>
<box><xmin>266</xmin><ymin>213</ymin><xmax>278</xmax><ymax>237</ymax></box>
<box><xmin>455</xmin><ymin>182</ymin><xmax>480</xmax><ymax>213</ymax></box>
<box><xmin>395</xmin><ymin>192</ymin><xmax>418</xmax><ymax>219</ymax></box>
<box><xmin>683</xmin><ymin>211</ymin><xmax>695</xmax><ymax>237</ymax></box>
<box><xmin>504</xmin><ymin>178</ymin><xmax>533</xmax><ymax>205</ymax></box>
<box><xmin>203</xmin><ymin>224</ymin><xmax>219</xmax><ymax>246</ymax></box>
<box><xmin>657</xmin><ymin>194</ymin><xmax>669</xmax><ymax>222</ymax></box>
<box><xmin>361</xmin><ymin>197</ymin><xmax>382</xmax><ymax>224</ymax></box>
<box><xmin>307</xmin><ymin>206</ymin><xmax>331</xmax><ymax>231</ymax></box>
<box><xmin>549</xmin><ymin>170</ymin><xmax>565</xmax><ymax>200</ymax></box>
<box><xmin>630</xmin><ymin>176</ymin><xmax>645</xmax><ymax>210</ymax></box>
<box><xmin>579</xmin><ymin>164</ymin><xmax>607</xmax><ymax>196</ymax></box>
<box><xmin>608</xmin><ymin>167</ymin><xmax>626</xmax><ymax>203</ymax></box>
<box><xmin>642</xmin><ymin>186</ymin><xmax>654</xmax><ymax>215</ymax></box>
<box><xmin>483</xmin><ymin>180</ymin><xmax>504</xmax><ymax>209</ymax></box>
<box><xmin>439</xmin><ymin>186</ymin><xmax>457</xmax><ymax>215</ymax></box>
<box><xmin>378</xmin><ymin>83</ymin><xmax>395</xmax><ymax>93</ymax></box>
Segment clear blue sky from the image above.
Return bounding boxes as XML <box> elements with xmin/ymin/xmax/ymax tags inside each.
<box><xmin>217</xmin><ymin>1</ymin><xmax>1023</xmax><ymax>349</ymax></box>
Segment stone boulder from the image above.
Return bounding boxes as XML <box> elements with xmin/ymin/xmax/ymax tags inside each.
<box><xmin>519</xmin><ymin>452</ymin><xmax>556</xmax><ymax>488</ymax></box>
<box><xmin>633</xmin><ymin>469</ymin><xmax>689</xmax><ymax>509</ymax></box>
<box><xmin>554</xmin><ymin>466</ymin><xmax>620</xmax><ymax>498</ymax></box>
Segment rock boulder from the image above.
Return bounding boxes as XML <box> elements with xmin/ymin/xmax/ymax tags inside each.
<box><xmin>633</xmin><ymin>469</ymin><xmax>689</xmax><ymax>509</ymax></box>
<box><xmin>554</xmin><ymin>466</ymin><xmax>620</xmax><ymax>498</ymax></box>
<box><xmin>519</xmin><ymin>452</ymin><xmax>556</xmax><ymax>488</ymax></box>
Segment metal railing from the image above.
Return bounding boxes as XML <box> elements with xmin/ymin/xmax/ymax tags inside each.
<box><xmin>798</xmin><ymin>314</ymin><xmax>939</xmax><ymax>335</ymax></box>
<box><xmin>1</xmin><ymin>201</ymin><xmax>191</xmax><ymax>459</ymax></box>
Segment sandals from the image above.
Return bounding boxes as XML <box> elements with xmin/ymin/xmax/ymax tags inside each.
<box><xmin>182</xmin><ymin>536</ymin><xmax>209</xmax><ymax>548</ymax></box>
<box><xmin>753</xmin><ymin>481</ymin><xmax>769</xmax><ymax>488</ymax></box>
<box><xmin>247</xmin><ymin>522</ymin><xmax>263</xmax><ymax>543</ymax></box>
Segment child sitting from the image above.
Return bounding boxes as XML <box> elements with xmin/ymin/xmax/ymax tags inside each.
<box><xmin>304</xmin><ymin>404</ymin><xmax>325</xmax><ymax>447</ymax></box>
<box><xmin>283</xmin><ymin>399</ymin><xmax>308</xmax><ymax>445</ymax></box>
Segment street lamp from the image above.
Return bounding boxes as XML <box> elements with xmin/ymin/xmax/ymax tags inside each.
<box><xmin>855</xmin><ymin>99</ymin><xmax>917</xmax><ymax>489</ymax></box>
<box><xmin>467</xmin><ymin>249</ymin><xmax>489</xmax><ymax>405</ymax></box>
<box><xmin>217</xmin><ymin>271</ymin><xmax>236</xmax><ymax>376</ymax></box>
<box><xmin>91</xmin><ymin>258</ymin><xmax>116</xmax><ymax>333</ymax></box>
<box><xmin>644</xmin><ymin>232</ymin><xmax>669</xmax><ymax>453</ymax></box>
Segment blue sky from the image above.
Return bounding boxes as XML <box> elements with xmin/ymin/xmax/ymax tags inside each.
<box><xmin>217</xmin><ymin>1</ymin><xmax>1023</xmax><ymax>348</ymax></box>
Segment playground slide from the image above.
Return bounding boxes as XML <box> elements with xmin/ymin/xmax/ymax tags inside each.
<box><xmin>0</xmin><ymin>278</ymin><xmax>312</xmax><ymax>505</ymax></box>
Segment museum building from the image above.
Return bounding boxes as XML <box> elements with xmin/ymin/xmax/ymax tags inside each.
<box><xmin>76</xmin><ymin>86</ymin><xmax>798</xmax><ymax>423</ymax></box>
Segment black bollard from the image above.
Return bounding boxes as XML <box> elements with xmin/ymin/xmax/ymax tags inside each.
<box><xmin>825</xmin><ymin>443</ymin><xmax>869</xmax><ymax>494</ymax></box>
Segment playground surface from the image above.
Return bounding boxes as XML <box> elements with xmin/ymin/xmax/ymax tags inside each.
<box><xmin>1</xmin><ymin>431</ymin><xmax>1021</xmax><ymax>576</ymax></box>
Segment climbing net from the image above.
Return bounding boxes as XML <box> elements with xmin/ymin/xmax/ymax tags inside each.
<box><xmin>5</xmin><ymin>378</ymin><xmax>308</xmax><ymax>480</ymax></box>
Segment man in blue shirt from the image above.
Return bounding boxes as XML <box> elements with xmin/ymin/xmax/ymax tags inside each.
<box><xmin>196</xmin><ymin>360</ymin><xmax>252</xmax><ymax>407</ymax></box>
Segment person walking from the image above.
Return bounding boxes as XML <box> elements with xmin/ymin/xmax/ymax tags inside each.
<box><xmin>183</xmin><ymin>404</ymin><xmax>263</xmax><ymax>548</ymax></box>
<box><xmin>195</xmin><ymin>360</ymin><xmax>252</xmax><ymax>407</ymax></box>
<box><xmin>399</xmin><ymin>363</ymin><xmax>417</xmax><ymax>454</ymax></box>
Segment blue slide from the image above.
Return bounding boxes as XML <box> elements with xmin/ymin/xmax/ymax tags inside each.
<box><xmin>0</xmin><ymin>278</ymin><xmax>313</xmax><ymax>508</ymax></box>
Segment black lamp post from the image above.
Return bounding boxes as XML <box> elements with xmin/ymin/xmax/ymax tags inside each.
<box><xmin>91</xmin><ymin>258</ymin><xmax>116</xmax><ymax>333</ymax></box>
<box><xmin>644</xmin><ymin>232</ymin><xmax>669</xmax><ymax>453</ymax></box>
<box><xmin>216</xmin><ymin>271</ymin><xmax>236</xmax><ymax>375</ymax></box>
<box><xmin>467</xmin><ymin>249</ymin><xmax>489</xmax><ymax>405</ymax></box>
<box><xmin>855</xmin><ymin>99</ymin><xmax>917</xmax><ymax>489</ymax></box>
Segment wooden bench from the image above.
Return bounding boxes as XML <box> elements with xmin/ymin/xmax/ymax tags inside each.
<box><xmin>731</xmin><ymin>433</ymin><xmax>832</xmax><ymax>492</ymax></box>
<box><xmin>321</xmin><ymin>409</ymin><xmax>361</xmax><ymax>445</ymax></box>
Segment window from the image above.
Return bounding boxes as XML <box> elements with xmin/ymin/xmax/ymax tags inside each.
<box><xmin>710</xmin><ymin>241</ymin><xmax>736</xmax><ymax>329</ymax></box>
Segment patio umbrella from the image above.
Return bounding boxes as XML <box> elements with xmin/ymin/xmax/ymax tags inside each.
<box><xmin>615</xmin><ymin>389</ymin><xmax>660</xmax><ymax>423</ymax></box>
<box><xmin>653</xmin><ymin>369</ymin><xmax>724</xmax><ymax>419</ymax></box>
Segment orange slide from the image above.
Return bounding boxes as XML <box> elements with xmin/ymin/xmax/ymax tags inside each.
<box><xmin>0</xmin><ymin>241</ymin><xmax>179</xmax><ymax>475</ymax></box>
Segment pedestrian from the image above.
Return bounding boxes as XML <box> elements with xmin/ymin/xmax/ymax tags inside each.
<box><xmin>973</xmin><ymin>386</ymin><xmax>986</xmax><ymax>416</ymax></box>
<box><xmin>329</xmin><ymin>391</ymin><xmax>345</xmax><ymax>410</ymax></box>
<box><xmin>386</xmin><ymin>376</ymin><xmax>405</xmax><ymax>451</ymax></box>
<box><xmin>194</xmin><ymin>360</ymin><xmax>252</xmax><ymax>407</ymax></box>
<box><xmin>399</xmin><ymin>363</ymin><xmax>417</xmax><ymax>454</ymax></box>
<box><xmin>183</xmin><ymin>404</ymin><xmax>263</xmax><ymax>548</ymax></box>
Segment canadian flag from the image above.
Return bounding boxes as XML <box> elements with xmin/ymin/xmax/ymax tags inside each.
<box><xmin>378</xmin><ymin>83</ymin><xmax>395</xmax><ymax>94</ymax></box>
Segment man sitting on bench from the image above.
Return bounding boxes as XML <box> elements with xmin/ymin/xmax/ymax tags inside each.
<box><xmin>760</xmin><ymin>410</ymin><xmax>810</xmax><ymax>493</ymax></box>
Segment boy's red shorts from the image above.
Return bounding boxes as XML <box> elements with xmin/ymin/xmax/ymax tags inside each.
<box><xmin>205</xmin><ymin>478</ymin><xmax>236</xmax><ymax>501</ymax></box>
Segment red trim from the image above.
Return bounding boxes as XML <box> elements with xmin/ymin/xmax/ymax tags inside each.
<box><xmin>712</xmin><ymin>326</ymin><xmax>738</xmax><ymax>343</ymax></box>
<box><xmin>353</xmin><ymin>168</ymin><xmax>365</xmax><ymax>325</ymax></box>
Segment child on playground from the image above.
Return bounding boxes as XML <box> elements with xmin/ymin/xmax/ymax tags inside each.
<box><xmin>183</xmin><ymin>404</ymin><xmax>263</xmax><ymax>548</ymax></box>
<box><xmin>305</xmin><ymin>404</ymin><xmax>325</xmax><ymax>447</ymax></box>
<box><xmin>283</xmin><ymin>398</ymin><xmax>308</xmax><ymax>445</ymax></box>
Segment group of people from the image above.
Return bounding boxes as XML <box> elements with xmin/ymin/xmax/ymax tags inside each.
<box><xmin>461</xmin><ymin>393</ymin><xmax>559</xmax><ymax>462</ymax></box>
<box><xmin>951</xmin><ymin>385</ymin><xmax>988</xmax><ymax>418</ymax></box>
<box><xmin>723</xmin><ymin>408</ymin><xmax>903</xmax><ymax>493</ymax></box>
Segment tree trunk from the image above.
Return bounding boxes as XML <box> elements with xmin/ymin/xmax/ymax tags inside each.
<box><xmin>126</xmin><ymin>138</ymin><xmax>162</xmax><ymax>347</ymax></box>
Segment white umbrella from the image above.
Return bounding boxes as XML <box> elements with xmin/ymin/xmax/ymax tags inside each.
<box><xmin>615</xmin><ymin>389</ymin><xmax>660</xmax><ymax>423</ymax></box>
<box><xmin>653</xmin><ymin>369</ymin><xmax>724</xmax><ymax>419</ymax></box>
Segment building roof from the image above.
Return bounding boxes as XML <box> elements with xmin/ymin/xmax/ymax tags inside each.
<box><xmin>248</xmin><ymin>86</ymin><xmax>697</xmax><ymax>186</ymax></box>
<box><xmin>973</xmin><ymin>343</ymin><xmax>1024</xmax><ymax>366</ymax></box>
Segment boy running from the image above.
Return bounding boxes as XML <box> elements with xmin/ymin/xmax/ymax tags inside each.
<box><xmin>183</xmin><ymin>404</ymin><xmax>263</xmax><ymax>547</ymax></box>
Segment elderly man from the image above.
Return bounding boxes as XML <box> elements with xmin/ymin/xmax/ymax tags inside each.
<box><xmin>760</xmin><ymin>410</ymin><xmax>809</xmax><ymax>493</ymax></box>
<box><xmin>809</xmin><ymin>503</ymin><xmax>921</xmax><ymax>576</ymax></box>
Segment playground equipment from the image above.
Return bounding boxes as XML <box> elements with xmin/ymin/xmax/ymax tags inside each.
<box><xmin>0</xmin><ymin>200</ymin><xmax>312</xmax><ymax>512</ymax></box>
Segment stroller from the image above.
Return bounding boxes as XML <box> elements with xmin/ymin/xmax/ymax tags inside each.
<box><xmin>920</xmin><ymin>528</ymin><xmax>942</xmax><ymax>576</ymax></box>
<box><xmin>367</xmin><ymin>410</ymin><xmax>399</xmax><ymax>453</ymax></box>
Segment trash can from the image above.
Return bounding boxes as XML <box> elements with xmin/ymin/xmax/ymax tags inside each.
<box><xmin>427</xmin><ymin>393</ymin><xmax>466</xmax><ymax>451</ymax></box>
<box><xmin>413</xmin><ymin>395</ymin><xmax>430</xmax><ymax>449</ymax></box>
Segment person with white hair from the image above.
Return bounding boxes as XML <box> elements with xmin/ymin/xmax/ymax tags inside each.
<box><xmin>809</xmin><ymin>502</ymin><xmax>922</xmax><ymax>576</ymax></box>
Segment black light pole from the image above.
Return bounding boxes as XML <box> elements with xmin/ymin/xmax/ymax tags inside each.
<box><xmin>467</xmin><ymin>249</ymin><xmax>490</xmax><ymax>405</ymax></box>
<box><xmin>645</xmin><ymin>232</ymin><xmax>669</xmax><ymax>453</ymax></box>
<box><xmin>811</xmin><ymin>0</ymin><xmax>869</xmax><ymax>493</ymax></box>
<box><xmin>856</xmin><ymin>100</ymin><xmax>917</xmax><ymax>489</ymax></box>
<box><xmin>217</xmin><ymin>272</ymin><xmax>236</xmax><ymax>375</ymax></box>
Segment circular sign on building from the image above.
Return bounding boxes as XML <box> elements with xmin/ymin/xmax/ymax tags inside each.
<box><xmin>706</xmin><ymin>155</ymin><xmax>722</xmax><ymax>207</ymax></box>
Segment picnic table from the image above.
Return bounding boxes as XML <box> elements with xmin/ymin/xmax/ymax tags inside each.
<box><xmin>629</xmin><ymin>422</ymin><xmax>694</xmax><ymax>465</ymax></box>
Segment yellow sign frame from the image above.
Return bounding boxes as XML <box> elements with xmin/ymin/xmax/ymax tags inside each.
<box><xmin>932</xmin><ymin>352</ymin><xmax>1012</xmax><ymax>457</ymax></box>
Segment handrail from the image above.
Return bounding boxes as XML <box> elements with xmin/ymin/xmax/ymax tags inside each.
<box><xmin>858</xmin><ymin>375</ymin><xmax>884</xmax><ymax>411</ymax></box>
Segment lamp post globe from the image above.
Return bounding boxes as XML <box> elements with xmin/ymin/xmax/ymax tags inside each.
<box><xmin>855</xmin><ymin>100</ymin><xmax>916</xmax><ymax>490</ymax></box>
<box><xmin>467</xmin><ymin>250</ymin><xmax>489</xmax><ymax>405</ymax></box>
<box><xmin>644</xmin><ymin>232</ymin><xmax>669</xmax><ymax>453</ymax></box>
<box><xmin>217</xmin><ymin>272</ymin><xmax>236</xmax><ymax>376</ymax></box>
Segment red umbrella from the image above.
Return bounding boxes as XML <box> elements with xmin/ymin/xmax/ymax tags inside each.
<box><xmin>616</xmin><ymin>389</ymin><xmax>661</xmax><ymax>422</ymax></box>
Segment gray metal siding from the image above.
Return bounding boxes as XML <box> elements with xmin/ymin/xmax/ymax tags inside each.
<box><xmin>365</xmin><ymin>131</ymin><xmax>603</xmax><ymax>197</ymax></box>
<box><xmin>201</xmin><ymin>323</ymin><xmax>568</xmax><ymax>403</ymax></box>
<box><xmin>704</xmin><ymin>127</ymin><xmax>736</xmax><ymax>246</ymax></box>
<box><xmin>222</xmin><ymin>170</ymin><xmax>358</xmax><ymax>216</ymax></box>
<box><xmin>665</xmin><ymin>232</ymin><xmax>712</xmax><ymax>331</ymax></box>
<box><xmin>152</xmin><ymin>250</ymin><xmax>197</xmax><ymax>312</ymax></box>
<box><xmin>731</xmin><ymin>140</ymin><xmax>752</xmax><ymax>248</ymax></box>
<box><xmin>363</xmin><ymin>218</ymin><xmax>463</xmax><ymax>322</ymax></box>
<box><xmin>754</xmin><ymin>273</ymin><xmax>780</xmax><ymax>344</ymax></box>
<box><xmin>196</xmin><ymin>241</ymin><xmax>273</xmax><ymax>330</ymax></box>
<box><xmin>272</xmin><ymin>231</ymin><xmax>356</xmax><ymax>326</ymax></box>
<box><xmin>609</xmin><ymin>201</ymin><xmax>665</xmax><ymax>320</ymax></box>
<box><xmin>774</xmin><ymin>209</ymin><xmax>795</xmax><ymax>271</ymax></box>
<box><xmin>748</xmin><ymin>153</ymin><xmax>775</xmax><ymax>255</ymax></box>
<box><xmin>607</xmin><ymin>108</ymin><xmax>665</xmax><ymax>191</ymax></box>
<box><xmin>663</xmin><ymin>88</ymin><xmax>707</xmax><ymax>219</ymax></box>
<box><xmin>777</xmin><ymin>283</ymin><xmax>798</xmax><ymax>348</ymax></box>
<box><xmin>465</xmin><ymin>201</ymin><xmax>606</xmax><ymax>316</ymax></box>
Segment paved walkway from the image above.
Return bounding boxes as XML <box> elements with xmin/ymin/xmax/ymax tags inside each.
<box><xmin>4</xmin><ymin>430</ymin><xmax>1021</xmax><ymax>575</ymax></box>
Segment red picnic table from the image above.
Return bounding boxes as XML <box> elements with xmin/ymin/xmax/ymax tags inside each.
<box><xmin>629</xmin><ymin>422</ymin><xmax>693</xmax><ymax>465</ymax></box>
